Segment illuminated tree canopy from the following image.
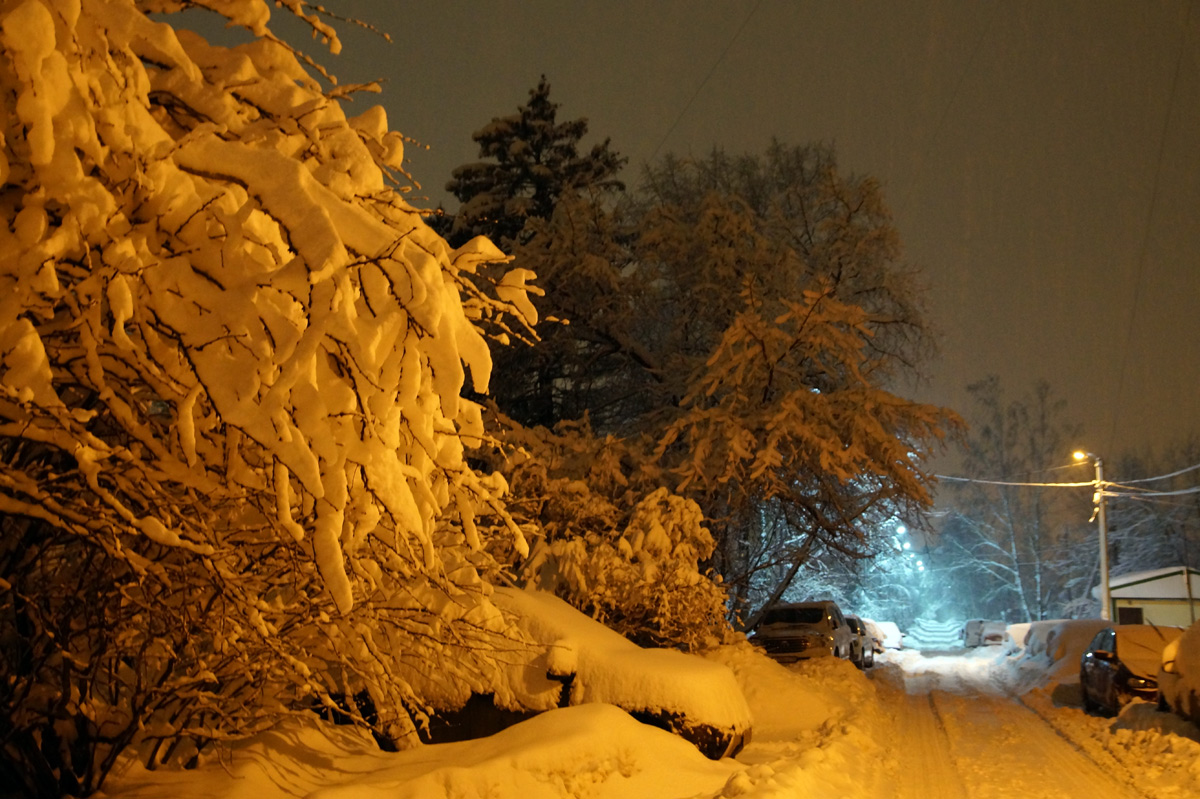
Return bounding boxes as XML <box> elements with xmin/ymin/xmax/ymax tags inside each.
<box><xmin>0</xmin><ymin>1</ymin><xmax>537</xmax><ymax>794</ymax></box>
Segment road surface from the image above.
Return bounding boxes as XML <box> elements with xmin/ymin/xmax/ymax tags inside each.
<box><xmin>877</xmin><ymin>654</ymin><xmax>1151</xmax><ymax>799</ymax></box>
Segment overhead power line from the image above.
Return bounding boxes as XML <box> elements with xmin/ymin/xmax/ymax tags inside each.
<box><xmin>937</xmin><ymin>458</ymin><xmax>1200</xmax><ymax>495</ymax></box>
<box><xmin>1108</xmin><ymin>485</ymin><xmax>1200</xmax><ymax>499</ymax></box>
<box><xmin>648</xmin><ymin>0</ymin><xmax>763</xmax><ymax>163</ymax></box>
<box><xmin>935</xmin><ymin>475</ymin><xmax>1094</xmax><ymax>489</ymax></box>
<box><xmin>1119</xmin><ymin>461</ymin><xmax>1200</xmax><ymax>484</ymax></box>
<box><xmin>1107</xmin><ymin>0</ymin><xmax>1195</xmax><ymax>451</ymax></box>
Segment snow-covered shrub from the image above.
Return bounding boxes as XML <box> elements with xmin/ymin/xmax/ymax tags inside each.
<box><xmin>486</xmin><ymin>417</ymin><xmax>732</xmax><ymax>651</ymax></box>
<box><xmin>0</xmin><ymin>1</ymin><xmax>533</xmax><ymax>795</ymax></box>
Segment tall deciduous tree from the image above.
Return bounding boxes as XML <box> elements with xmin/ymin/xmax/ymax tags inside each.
<box><xmin>0</xmin><ymin>2</ymin><xmax>535</xmax><ymax>795</ymax></box>
<box><xmin>936</xmin><ymin>377</ymin><xmax>1091</xmax><ymax>621</ymax></box>
<box><xmin>623</xmin><ymin>162</ymin><xmax>954</xmax><ymax>619</ymax></box>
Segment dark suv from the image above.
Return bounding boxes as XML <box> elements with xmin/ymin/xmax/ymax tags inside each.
<box><xmin>750</xmin><ymin>601</ymin><xmax>854</xmax><ymax>663</ymax></box>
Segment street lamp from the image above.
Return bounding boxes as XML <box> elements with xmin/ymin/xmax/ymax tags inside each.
<box><xmin>1074</xmin><ymin>450</ymin><xmax>1111</xmax><ymax>621</ymax></box>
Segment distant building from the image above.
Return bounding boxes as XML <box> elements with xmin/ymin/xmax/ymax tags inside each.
<box><xmin>1093</xmin><ymin>567</ymin><xmax>1199</xmax><ymax>626</ymax></box>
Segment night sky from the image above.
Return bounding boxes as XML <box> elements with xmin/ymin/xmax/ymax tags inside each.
<box><xmin>276</xmin><ymin>1</ymin><xmax>1199</xmax><ymax>466</ymax></box>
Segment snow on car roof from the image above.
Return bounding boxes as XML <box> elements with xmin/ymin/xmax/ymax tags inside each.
<box><xmin>1114</xmin><ymin>624</ymin><xmax>1184</xmax><ymax>679</ymax></box>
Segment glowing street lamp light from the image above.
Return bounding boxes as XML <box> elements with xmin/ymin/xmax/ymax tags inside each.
<box><xmin>1074</xmin><ymin>450</ymin><xmax>1111</xmax><ymax>621</ymax></box>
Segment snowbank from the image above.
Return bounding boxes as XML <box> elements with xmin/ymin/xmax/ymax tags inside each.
<box><xmin>105</xmin><ymin>705</ymin><xmax>738</xmax><ymax>799</ymax></box>
<box><xmin>707</xmin><ymin>642</ymin><xmax>872</xmax><ymax>739</ymax></box>
<box><xmin>105</xmin><ymin>635</ymin><xmax>880</xmax><ymax>799</ymax></box>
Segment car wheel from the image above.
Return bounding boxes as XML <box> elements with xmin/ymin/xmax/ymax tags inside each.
<box><xmin>1157</xmin><ymin>694</ymin><xmax>1169</xmax><ymax>713</ymax></box>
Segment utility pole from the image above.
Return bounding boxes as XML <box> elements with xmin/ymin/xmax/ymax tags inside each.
<box><xmin>1095</xmin><ymin>457</ymin><xmax>1111</xmax><ymax>622</ymax></box>
<box><xmin>1075</xmin><ymin>451</ymin><xmax>1111</xmax><ymax>621</ymax></box>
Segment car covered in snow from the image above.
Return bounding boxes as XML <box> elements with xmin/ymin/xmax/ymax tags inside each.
<box><xmin>846</xmin><ymin>614</ymin><xmax>875</xmax><ymax>668</ymax></box>
<box><xmin>482</xmin><ymin>587</ymin><xmax>752</xmax><ymax>759</ymax></box>
<box><xmin>1158</xmin><ymin>619</ymin><xmax>1200</xmax><ymax>724</ymax></box>
<box><xmin>961</xmin><ymin>619</ymin><xmax>1007</xmax><ymax>647</ymax></box>
<box><xmin>1079</xmin><ymin>624</ymin><xmax>1183</xmax><ymax>715</ymax></box>
<box><xmin>864</xmin><ymin>618</ymin><xmax>903</xmax><ymax>650</ymax></box>
<box><xmin>749</xmin><ymin>600</ymin><xmax>854</xmax><ymax>663</ymax></box>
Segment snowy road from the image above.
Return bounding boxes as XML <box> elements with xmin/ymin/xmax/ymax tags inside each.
<box><xmin>875</xmin><ymin>652</ymin><xmax>1154</xmax><ymax>799</ymax></box>
<box><xmin>885</xmin><ymin>687</ymin><xmax>1145</xmax><ymax>799</ymax></box>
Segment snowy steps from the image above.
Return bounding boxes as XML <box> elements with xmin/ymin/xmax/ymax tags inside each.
<box><xmin>904</xmin><ymin>618</ymin><xmax>964</xmax><ymax>650</ymax></box>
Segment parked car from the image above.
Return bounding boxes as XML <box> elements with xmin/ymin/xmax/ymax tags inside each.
<box><xmin>1079</xmin><ymin>624</ymin><xmax>1184</xmax><ymax>715</ymax></box>
<box><xmin>864</xmin><ymin>618</ymin><xmax>903</xmax><ymax>650</ymax></box>
<box><xmin>750</xmin><ymin>600</ymin><xmax>854</xmax><ymax>663</ymax></box>
<box><xmin>488</xmin><ymin>587</ymin><xmax>752</xmax><ymax>759</ymax></box>
<box><xmin>961</xmin><ymin>619</ymin><xmax>1007</xmax><ymax>647</ymax></box>
<box><xmin>846</xmin><ymin>615</ymin><xmax>875</xmax><ymax>668</ymax></box>
<box><xmin>1157</xmin><ymin>619</ymin><xmax>1200</xmax><ymax>724</ymax></box>
<box><xmin>329</xmin><ymin>588</ymin><xmax>753</xmax><ymax>759</ymax></box>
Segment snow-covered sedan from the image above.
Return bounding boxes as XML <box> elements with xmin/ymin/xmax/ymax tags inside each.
<box><xmin>1158</xmin><ymin>619</ymin><xmax>1200</xmax><ymax>724</ymax></box>
<box><xmin>1079</xmin><ymin>624</ymin><xmax>1183</xmax><ymax>715</ymax></box>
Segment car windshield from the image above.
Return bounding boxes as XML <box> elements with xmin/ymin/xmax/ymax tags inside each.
<box><xmin>761</xmin><ymin>607</ymin><xmax>825</xmax><ymax>626</ymax></box>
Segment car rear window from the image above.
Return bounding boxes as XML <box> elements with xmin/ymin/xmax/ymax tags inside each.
<box><xmin>761</xmin><ymin>607</ymin><xmax>825</xmax><ymax>626</ymax></box>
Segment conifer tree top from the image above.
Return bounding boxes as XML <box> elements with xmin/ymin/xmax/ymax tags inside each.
<box><xmin>443</xmin><ymin>77</ymin><xmax>625</xmax><ymax>247</ymax></box>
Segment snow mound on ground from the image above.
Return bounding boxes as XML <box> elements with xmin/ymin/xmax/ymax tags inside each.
<box><xmin>1113</xmin><ymin>701</ymin><xmax>1200</xmax><ymax>742</ymax></box>
<box><xmin>492</xmin><ymin>588</ymin><xmax>752</xmax><ymax>733</ymax></box>
<box><xmin>876</xmin><ymin>646</ymin><xmax>1011</xmax><ymax>695</ymax></box>
<box><xmin>707</xmin><ymin>643</ymin><xmax>870</xmax><ymax>738</ymax></box>
<box><xmin>107</xmin><ymin>706</ymin><xmax>739</xmax><ymax>799</ymax></box>
<box><xmin>706</xmin><ymin>643</ymin><xmax>890</xmax><ymax>798</ymax></box>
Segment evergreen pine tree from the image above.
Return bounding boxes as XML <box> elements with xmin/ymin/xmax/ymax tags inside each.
<box><xmin>439</xmin><ymin>76</ymin><xmax>625</xmax><ymax>248</ymax></box>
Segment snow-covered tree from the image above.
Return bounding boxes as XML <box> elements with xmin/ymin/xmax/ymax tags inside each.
<box><xmin>0</xmin><ymin>2</ymin><xmax>536</xmax><ymax>795</ymax></box>
<box><xmin>481</xmin><ymin>415</ymin><xmax>731</xmax><ymax>651</ymax></box>
<box><xmin>494</xmin><ymin>146</ymin><xmax>955</xmax><ymax>621</ymax></box>
<box><xmin>625</xmin><ymin>165</ymin><xmax>955</xmax><ymax>618</ymax></box>
<box><xmin>436</xmin><ymin>92</ymin><xmax>954</xmax><ymax>635</ymax></box>
<box><xmin>636</xmin><ymin>142</ymin><xmax>933</xmax><ymax>375</ymax></box>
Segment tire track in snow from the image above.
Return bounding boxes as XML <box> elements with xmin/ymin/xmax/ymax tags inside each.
<box><xmin>931</xmin><ymin>690</ymin><xmax>1144</xmax><ymax>799</ymax></box>
<box><xmin>887</xmin><ymin>689</ymin><xmax>970</xmax><ymax>799</ymax></box>
<box><xmin>1013</xmin><ymin>693</ymin><xmax>1156</xmax><ymax>799</ymax></box>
